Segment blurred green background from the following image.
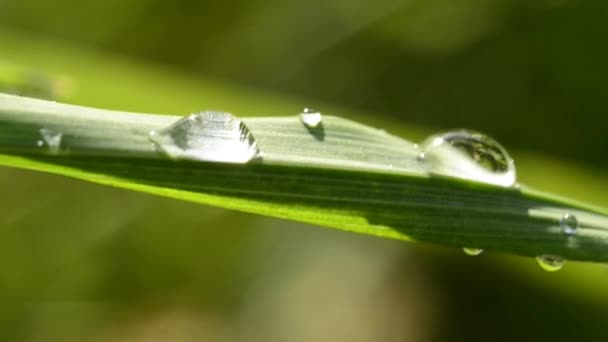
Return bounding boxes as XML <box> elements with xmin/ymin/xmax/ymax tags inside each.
<box><xmin>1</xmin><ymin>1</ymin><xmax>608</xmax><ymax>341</ymax></box>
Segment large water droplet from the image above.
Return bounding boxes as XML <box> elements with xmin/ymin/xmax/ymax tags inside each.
<box><xmin>299</xmin><ymin>108</ymin><xmax>323</xmax><ymax>128</ymax></box>
<box><xmin>419</xmin><ymin>130</ymin><xmax>516</xmax><ymax>187</ymax></box>
<box><xmin>149</xmin><ymin>111</ymin><xmax>260</xmax><ymax>163</ymax></box>
<box><xmin>37</xmin><ymin>128</ymin><xmax>63</xmax><ymax>155</ymax></box>
<box><xmin>536</xmin><ymin>255</ymin><xmax>566</xmax><ymax>272</ymax></box>
<box><xmin>463</xmin><ymin>248</ymin><xmax>484</xmax><ymax>256</ymax></box>
<box><xmin>560</xmin><ymin>213</ymin><xmax>578</xmax><ymax>236</ymax></box>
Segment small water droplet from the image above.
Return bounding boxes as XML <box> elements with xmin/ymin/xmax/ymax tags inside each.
<box><xmin>299</xmin><ymin>108</ymin><xmax>323</xmax><ymax>128</ymax></box>
<box><xmin>536</xmin><ymin>255</ymin><xmax>566</xmax><ymax>272</ymax></box>
<box><xmin>38</xmin><ymin>128</ymin><xmax>63</xmax><ymax>155</ymax></box>
<box><xmin>463</xmin><ymin>248</ymin><xmax>484</xmax><ymax>256</ymax></box>
<box><xmin>148</xmin><ymin>111</ymin><xmax>260</xmax><ymax>163</ymax></box>
<box><xmin>560</xmin><ymin>213</ymin><xmax>578</xmax><ymax>236</ymax></box>
<box><xmin>419</xmin><ymin>130</ymin><xmax>516</xmax><ymax>187</ymax></box>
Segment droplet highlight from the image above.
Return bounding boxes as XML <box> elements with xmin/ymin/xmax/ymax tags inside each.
<box><xmin>419</xmin><ymin>130</ymin><xmax>516</xmax><ymax>187</ymax></box>
<box><xmin>148</xmin><ymin>111</ymin><xmax>260</xmax><ymax>163</ymax></box>
<box><xmin>463</xmin><ymin>248</ymin><xmax>483</xmax><ymax>256</ymax></box>
<box><xmin>560</xmin><ymin>213</ymin><xmax>578</xmax><ymax>236</ymax></box>
<box><xmin>37</xmin><ymin>128</ymin><xmax>63</xmax><ymax>155</ymax></box>
<box><xmin>536</xmin><ymin>255</ymin><xmax>566</xmax><ymax>272</ymax></box>
<box><xmin>299</xmin><ymin>108</ymin><xmax>323</xmax><ymax>128</ymax></box>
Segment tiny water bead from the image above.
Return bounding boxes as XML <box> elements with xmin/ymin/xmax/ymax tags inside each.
<box><xmin>560</xmin><ymin>213</ymin><xmax>578</xmax><ymax>236</ymax></box>
<box><xmin>37</xmin><ymin>127</ymin><xmax>62</xmax><ymax>155</ymax></box>
<box><xmin>419</xmin><ymin>130</ymin><xmax>516</xmax><ymax>187</ymax></box>
<box><xmin>148</xmin><ymin>111</ymin><xmax>260</xmax><ymax>163</ymax></box>
<box><xmin>463</xmin><ymin>248</ymin><xmax>484</xmax><ymax>256</ymax></box>
<box><xmin>299</xmin><ymin>108</ymin><xmax>323</xmax><ymax>128</ymax></box>
<box><xmin>536</xmin><ymin>255</ymin><xmax>566</xmax><ymax>272</ymax></box>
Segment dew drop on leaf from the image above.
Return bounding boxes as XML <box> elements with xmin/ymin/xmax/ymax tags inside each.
<box><xmin>38</xmin><ymin>127</ymin><xmax>63</xmax><ymax>155</ymax></box>
<box><xmin>463</xmin><ymin>248</ymin><xmax>484</xmax><ymax>256</ymax></box>
<box><xmin>419</xmin><ymin>130</ymin><xmax>516</xmax><ymax>187</ymax></box>
<box><xmin>148</xmin><ymin>111</ymin><xmax>260</xmax><ymax>163</ymax></box>
<box><xmin>536</xmin><ymin>255</ymin><xmax>566</xmax><ymax>272</ymax></box>
<box><xmin>560</xmin><ymin>213</ymin><xmax>578</xmax><ymax>236</ymax></box>
<box><xmin>299</xmin><ymin>108</ymin><xmax>323</xmax><ymax>128</ymax></box>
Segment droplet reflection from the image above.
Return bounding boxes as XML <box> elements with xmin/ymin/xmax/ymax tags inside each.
<box><xmin>536</xmin><ymin>255</ymin><xmax>566</xmax><ymax>272</ymax></box>
<box><xmin>299</xmin><ymin>108</ymin><xmax>323</xmax><ymax>128</ymax></box>
<box><xmin>419</xmin><ymin>130</ymin><xmax>516</xmax><ymax>187</ymax></box>
<box><xmin>148</xmin><ymin>111</ymin><xmax>260</xmax><ymax>163</ymax></box>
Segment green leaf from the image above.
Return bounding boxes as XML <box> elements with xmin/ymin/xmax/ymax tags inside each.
<box><xmin>1</xmin><ymin>93</ymin><xmax>607</xmax><ymax>262</ymax></box>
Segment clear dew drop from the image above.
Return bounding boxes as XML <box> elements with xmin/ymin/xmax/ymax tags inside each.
<box><xmin>536</xmin><ymin>255</ymin><xmax>566</xmax><ymax>272</ymax></box>
<box><xmin>37</xmin><ymin>128</ymin><xmax>63</xmax><ymax>155</ymax></box>
<box><xmin>419</xmin><ymin>130</ymin><xmax>516</xmax><ymax>187</ymax></box>
<box><xmin>463</xmin><ymin>248</ymin><xmax>484</xmax><ymax>256</ymax></box>
<box><xmin>299</xmin><ymin>108</ymin><xmax>323</xmax><ymax>128</ymax></box>
<box><xmin>560</xmin><ymin>213</ymin><xmax>578</xmax><ymax>236</ymax></box>
<box><xmin>148</xmin><ymin>111</ymin><xmax>260</xmax><ymax>163</ymax></box>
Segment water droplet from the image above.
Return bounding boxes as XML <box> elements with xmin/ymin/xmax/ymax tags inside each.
<box><xmin>299</xmin><ymin>108</ymin><xmax>323</xmax><ymax>128</ymax></box>
<box><xmin>148</xmin><ymin>111</ymin><xmax>260</xmax><ymax>163</ymax></box>
<box><xmin>536</xmin><ymin>255</ymin><xmax>566</xmax><ymax>272</ymax></box>
<box><xmin>463</xmin><ymin>248</ymin><xmax>483</xmax><ymax>256</ymax></box>
<box><xmin>560</xmin><ymin>213</ymin><xmax>578</xmax><ymax>236</ymax></box>
<box><xmin>38</xmin><ymin>128</ymin><xmax>63</xmax><ymax>155</ymax></box>
<box><xmin>419</xmin><ymin>130</ymin><xmax>516</xmax><ymax>187</ymax></box>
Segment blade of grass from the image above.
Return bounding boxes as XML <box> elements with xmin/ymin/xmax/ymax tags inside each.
<box><xmin>1</xmin><ymin>93</ymin><xmax>607</xmax><ymax>262</ymax></box>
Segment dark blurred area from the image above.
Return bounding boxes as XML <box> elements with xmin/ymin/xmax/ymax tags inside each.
<box><xmin>1</xmin><ymin>1</ymin><xmax>608</xmax><ymax>341</ymax></box>
<box><xmin>1</xmin><ymin>0</ymin><xmax>606</xmax><ymax>166</ymax></box>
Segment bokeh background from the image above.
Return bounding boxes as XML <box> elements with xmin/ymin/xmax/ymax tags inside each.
<box><xmin>1</xmin><ymin>0</ymin><xmax>608</xmax><ymax>341</ymax></box>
